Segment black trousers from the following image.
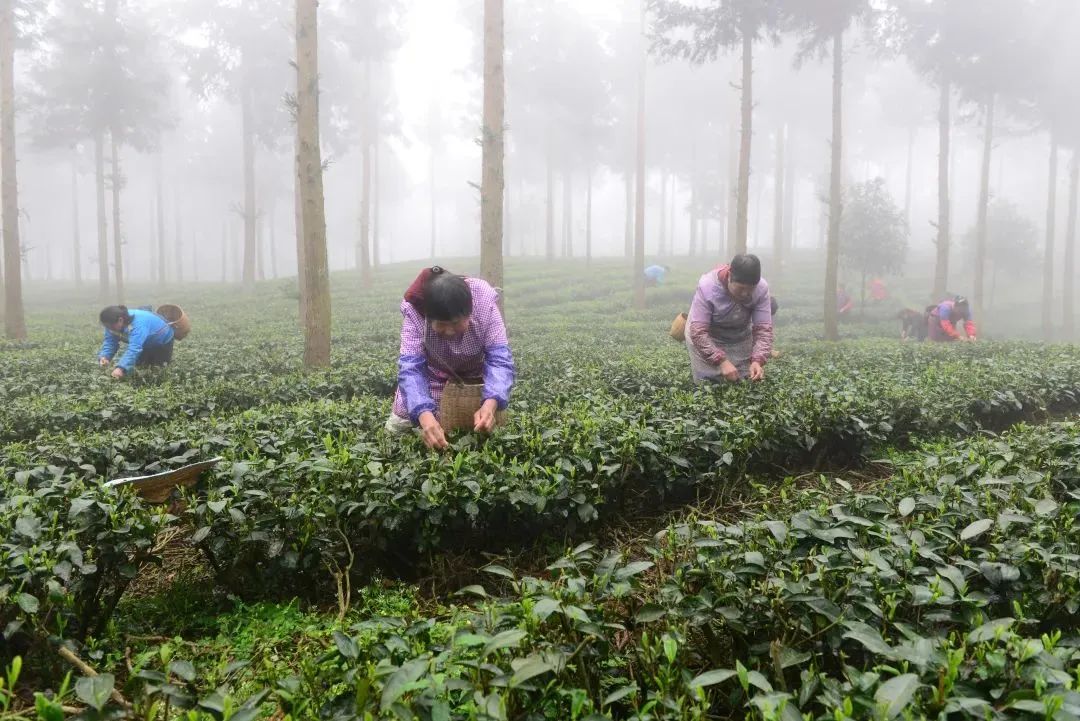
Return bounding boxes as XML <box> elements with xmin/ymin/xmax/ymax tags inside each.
<box><xmin>137</xmin><ymin>340</ymin><xmax>174</xmax><ymax>367</ymax></box>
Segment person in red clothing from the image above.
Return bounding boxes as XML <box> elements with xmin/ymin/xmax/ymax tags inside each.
<box><xmin>928</xmin><ymin>295</ymin><xmax>977</xmax><ymax>343</ymax></box>
<box><xmin>869</xmin><ymin>277</ymin><xmax>888</xmax><ymax>302</ymax></box>
<box><xmin>837</xmin><ymin>285</ymin><xmax>854</xmax><ymax>316</ymax></box>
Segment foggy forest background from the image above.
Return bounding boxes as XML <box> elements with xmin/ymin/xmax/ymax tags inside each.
<box><xmin>1</xmin><ymin>0</ymin><xmax>1079</xmax><ymax>349</ymax></box>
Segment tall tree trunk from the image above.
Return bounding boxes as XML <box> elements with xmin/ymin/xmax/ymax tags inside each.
<box><xmin>727</xmin><ymin>123</ymin><xmax>737</xmax><ymax>254</ymax></box>
<box><xmin>773</xmin><ymin>126</ymin><xmax>785</xmax><ymax>287</ymax></box>
<box><xmin>783</xmin><ymin>130</ymin><xmax>795</xmax><ymax>256</ymax></box>
<box><xmin>479</xmin><ymin>0</ymin><xmax>505</xmax><ymax>300</ymax></box>
<box><xmin>156</xmin><ymin>153</ymin><xmax>165</xmax><ymax>284</ymax></box>
<box><xmin>823</xmin><ymin>31</ymin><xmax>843</xmax><ymax>342</ymax></box>
<box><xmin>0</xmin><ymin>0</ymin><xmax>21</xmax><ymax>338</ymax></box>
<box><xmin>94</xmin><ymin>133</ymin><xmax>109</xmax><ymax>298</ymax></box>
<box><xmin>1064</xmin><ymin>149</ymin><xmax>1079</xmax><ymax>338</ymax></box>
<box><xmin>670</xmin><ymin>174</ymin><xmax>677</xmax><ymax>253</ymax></box>
<box><xmin>256</xmin><ymin>211</ymin><xmax>266</xmax><ymax>280</ymax></box>
<box><xmin>932</xmin><ymin>80</ymin><xmax>951</xmax><ymax>301</ymax></box>
<box><xmin>659</xmin><ymin>169</ymin><xmax>667</xmax><ymax>255</ymax></box>
<box><xmin>632</xmin><ymin>5</ymin><xmax>646</xmax><ymax>310</ymax></box>
<box><xmin>689</xmin><ymin>177</ymin><xmax>698</xmax><ymax>255</ymax></box>
<box><xmin>734</xmin><ymin>19</ymin><xmax>753</xmax><ymax>255</ymax></box>
<box><xmin>373</xmin><ymin>137</ymin><xmax>381</xmax><ymax>270</ymax></box>
<box><xmin>903</xmin><ymin>125</ymin><xmax>915</xmax><ymax>230</ymax></box>
<box><xmin>295</xmin><ymin>134</ymin><xmax>307</xmax><ymax>323</ymax></box>
<box><xmin>189</xmin><ymin>224</ymin><xmax>197</xmax><ymax>281</ymax></box>
<box><xmin>973</xmin><ymin>95</ymin><xmax>994</xmax><ymax>326</ymax></box>
<box><xmin>174</xmin><ymin>199</ymin><xmax>183</xmax><ymax>282</ymax></box>
<box><xmin>586</xmin><ymin>166</ymin><xmax>593</xmax><ymax>263</ymax></box>
<box><xmin>241</xmin><ymin>83</ymin><xmax>257</xmax><ymax>288</ymax></box>
<box><xmin>296</xmin><ymin>0</ymin><xmax>331</xmax><ymax>367</ymax></box>
<box><xmin>429</xmin><ymin>145</ymin><xmax>437</xmax><ymax>259</ymax></box>
<box><xmin>269</xmin><ymin>195</ymin><xmax>278</xmax><ymax>279</ymax></box>
<box><xmin>623</xmin><ymin>167</ymin><xmax>632</xmax><ymax>257</ymax></box>
<box><xmin>71</xmin><ymin>157</ymin><xmax>82</xmax><ymax>286</ymax></box>
<box><xmin>1043</xmin><ymin>130</ymin><xmax>1059</xmax><ymax>341</ymax></box>
<box><xmin>358</xmin><ymin>59</ymin><xmax>372</xmax><ymax>287</ymax></box>
<box><xmin>562</xmin><ymin>170</ymin><xmax>572</xmax><ymax>257</ymax></box>
<box><xmin>545</xmin><ymin>142</ymin><xmax>554</xmax><ymax>260</ymax></box>
<box><xmin>503</xmin><ymin>179</ymin><xmax>511</xmax><ymax>257</ymax></box>
<box><xmin>109</xmin><ymin>133</ymin><xmax>124</xmax><ymax>304</ymax></box>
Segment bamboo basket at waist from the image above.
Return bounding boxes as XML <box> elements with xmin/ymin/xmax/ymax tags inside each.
<box><xmin>440</xmin><ymin>379</ymin><xmax>506</xmax><ymax>431</ymax></box>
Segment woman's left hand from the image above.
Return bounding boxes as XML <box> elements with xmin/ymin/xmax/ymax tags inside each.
<box><xmin>749</xmin><ymin>362</ymin><xmax>765</xmax><ymax>382</ymax></box>
<box><xmin>474</xmin><ymin>399</ymin><xmax>499</xmax><ymax>433</ymax></box>
<box><xmin>111</xmin><ymin>367</ymin><xmax>125</xmax><ymax>380</ymax></box>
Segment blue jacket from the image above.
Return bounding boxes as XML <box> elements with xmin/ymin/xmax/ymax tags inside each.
<box><xmin>644</xmin><ymin>265</ymin><xmax>667</xmax><ymax>283</ymax></box>
<box><xmin>99</xmin><ymin>309</ymin><xmax>175</xmax><ymax>371</ymax></box>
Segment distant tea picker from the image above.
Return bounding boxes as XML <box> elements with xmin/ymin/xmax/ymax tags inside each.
<box><xmin>98</xmin><ymin>304</ymin><xmax>190</xmax><ymax>378</ymax></box>
<box><xmin>387</xmin><ymin>266</ymin><xmax>516</xmax><ymax>451</ymax></box>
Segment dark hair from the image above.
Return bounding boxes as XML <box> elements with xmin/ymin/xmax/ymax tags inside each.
<box><xmin>424</xmin><ymin>268</ymin><xmax>472</xmax><ymax>322</ymax></box>
<box><xmin>99</xmin><ymin>305</ymin><xmax>131</xmax><ymax>327</ymax></box>
<box><xmin>729</xmin><ymin>254</ymin><xmax>761</xmax><ymax>286</ymax></box>
<box><xmin>954</xmin><ymin>295</ymin><xmax>969</xmax><ymax>311</ymax></box>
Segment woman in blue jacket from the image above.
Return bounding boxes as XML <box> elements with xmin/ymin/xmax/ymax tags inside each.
<box><xmin>98</xmin><ymin>306</ymin><xmax>175</xmax><ymax>378</ymax></box>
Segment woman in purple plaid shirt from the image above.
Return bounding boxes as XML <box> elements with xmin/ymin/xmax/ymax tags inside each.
<box><xmin>387</xmin><ymin>267</ymin><xmax>516</xmax><ymax>450</ymax></box>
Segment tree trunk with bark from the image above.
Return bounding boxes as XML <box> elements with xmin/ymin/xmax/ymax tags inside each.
<box><xmin>1043</xmin><ymin>130</ymin><xmax>1059</xmax><ymax>341</ymax></box>
<box><xmin>109</xmin><ymin>133</ymin><xmax>124</xmax><ymax>304</ymax></box>
<box><xmin>734</xmin><ymin>18</ymin><xmax>753</xmax><ymax>255</ymax></box>
<box><xmin>373</xmin><ymin>136</ymin><xmax>380</xmax><ymax>270</ymax></box>
<box><xmin>545</xmin><ymin>143</ymin><xmax>554</xmax><ymax>260</ymax></box>
<box><xmin>241</xmin><ymin>83</ymin><xmax>257</xmax><ymax>288</ymax></box>
<box><xmin>659</xmin><ymin>169</ymin><xmax>667</xmax><ymax>255</ymax></box>
<box><xmin>932</xmin><ymin>80</ymin><xmax>951</xmax><ymax>301</ymax></box>
<box><xmin>94</xmin><ymin>133</ymin><xmax>108</xmax><ymax>298</ymax></box>
<box><xmin>156</xmin><ymin>153</ymin><xmax>165</xmax><ymax>284</ymax></box>
<box><xmin>823</xmin><ymin>31</ymin><xmax>843</xmax><ymax>342</ymax></box>
<box><xmin>358</xmin><ymin>59</ymin><xmax>372</xmax><ymax>287</ymax></box>
<box><xmin>903</xmin><ymin>126</ymin><xmax>915</xmax><ymax>230</ymax></box>
<box><xmin>296</xmin><ymin>0</ymin><xmax>331</xmax><ymax>367</ymax></box>
<box><xmin>624</xmin><ymin>167</ymin><xmax>632</xmax><ymax>257</ymax></box>
<box><xmin>586</xmin><ymin>166</ymin><xmax>593</xmax><ymax>263</ymax></box>
<box><xmin>174</xmin><ymin>198</ymin><xmax>183</xmax><ymax>282</ymax></box>
<box><xmin>0</xmin><ymin>0</ymin><xmax>22</xmax><ymax>338</ymax></box>
<box><xmin>561</xmin><ymin>170</ymin><xmax>572</xmax><ymax>257</ymax></box>
<box><xmin>71</xmin><ymin>157</ymin><xmax>82</xmax><ymax>285</ymax></box>
<box><xmin>479</xmin><ymin>0</ymin><xmax>505</xmax><ymax>302</ymax></box>
<box><xmin>773</xmin><ymin>126</ymin><xmax>785</xmax><ymax>287</ymax></box>
<box><xmin>632</xmin><ymin>7</ymin><xmax>646</xmax><ymax>310</ymax></box>
<box><xmin>1064</xmin><ymin>149</ymin><xmax>1079</xmax><ymax>338</ymax></box>
<box><xmin>973</xmin><ymin>95</ymin><xmax>994</xmax><ymax>326</ymax></box>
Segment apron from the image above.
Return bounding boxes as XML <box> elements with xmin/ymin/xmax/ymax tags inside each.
<box><xmin>685</xmin><ymin>302</ymin><xmax>754</xmax><ymax>382</ymax></box>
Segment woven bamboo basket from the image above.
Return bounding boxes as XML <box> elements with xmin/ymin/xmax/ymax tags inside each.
<box><xmin>157</xmin><ymin>304</ymin><xmax>191</xmax><ymax>341</ymax></box>
<box><xmin>440</xmin><ymin>380</ymin><xmax>506</xmax><ymax>431</ymax></box>
<box><xmin>104</xmin><ymin>457</ymin><xmax>222</xmax><ymax>504</ymax></box>
<box><xmin>669</xmin><ymin>312</ymin><xmax>688</xmax><ymax>342</ymax></box>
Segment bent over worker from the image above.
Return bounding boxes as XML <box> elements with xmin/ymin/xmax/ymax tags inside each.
<box><xmin>928</xmin><ymin>295</ymin><xmax>977</xmax><ymax>343</ymax></box>
<box><xmin>98</xmin><ymin>306</ymin><xmax>175</xmax><ymax>379</ymax></box>
<box><xmin>387</xmin><ymin>266</ymin><xmax>516</xmax><ymax>451</ymax></box>
<box><xmin>685</xmin><ymin>253</ymin><xmax>774</xmax><ymax>383</ymax></box>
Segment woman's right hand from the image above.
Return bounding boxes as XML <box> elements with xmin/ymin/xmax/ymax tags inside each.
<box><xmin>719</xmin><ymin>360</ymin><xmax>739</xmax><ymax>382</ymax></box>
<box><xmin>99</xmin><ymin>357</ymin><xmax>110</xmax><ymax>367</ymax></box>
<box><xmin>418</xmin><ymin>411</ymin><xmax>449</xmax><ymax>451</ymax></box>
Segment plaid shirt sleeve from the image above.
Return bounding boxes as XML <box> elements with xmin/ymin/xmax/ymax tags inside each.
<box><xmin>397</xmin><ymin>302</ymin><xmax>437</xmax><ymax>423</ymax></box>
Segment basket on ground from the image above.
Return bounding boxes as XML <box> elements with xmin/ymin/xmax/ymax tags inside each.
<box><xmin>440</xmin><ymin>380</ymin><xmax>506</xmax><ymax>431</ymax></box>
<box><xmin>157</xmin><ymin>304</ymin><xmax>191</xmax><ymax>340</ymax></box>
<box><xmin>104</xmin><ymin>457</ymin><xmax>222</xmax><ymax>504</ymax></box>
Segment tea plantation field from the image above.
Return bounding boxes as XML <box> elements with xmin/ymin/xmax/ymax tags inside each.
<box><xmin>4</xmin><ymin>259</ymin><xmax>1080</xmax><ymax>720</ymax></box>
